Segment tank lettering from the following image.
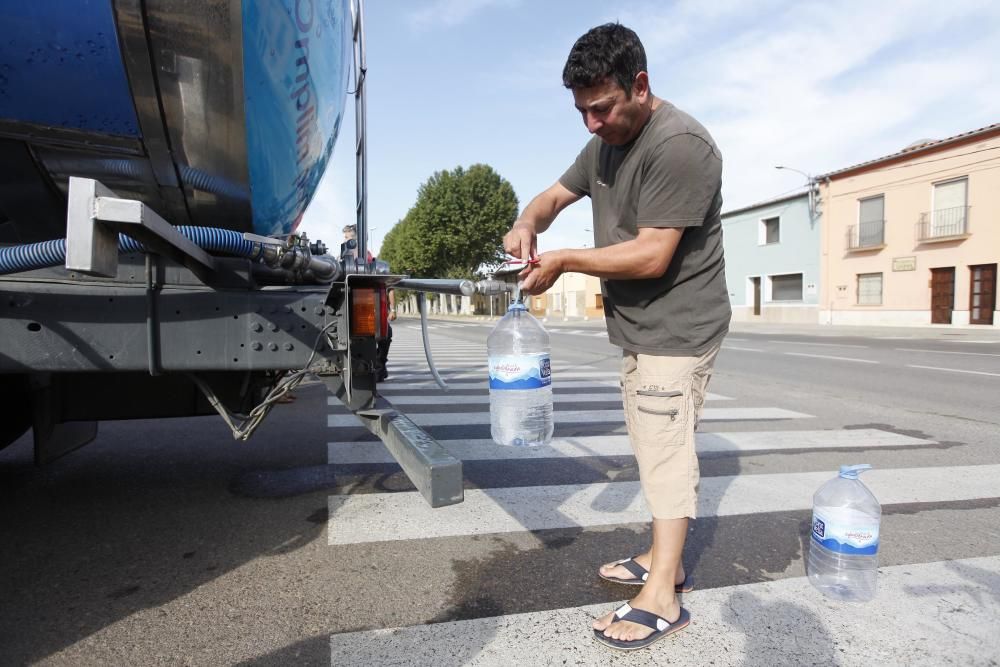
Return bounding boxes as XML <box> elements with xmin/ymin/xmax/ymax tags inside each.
<box><xmin>295</xmin><ymin>0</ymin><xmax>314</xmax><ymax>32</ymax></box>
<box><xmin>294</xmin><ymin>38</ymin><xmax>310</xmax><ymax>83</ymax></box>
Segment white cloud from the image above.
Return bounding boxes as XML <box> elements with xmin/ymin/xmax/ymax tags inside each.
<box><xmin>612</xmin><ymin>0</ymin><xmax>1000</xmax><ymax>208</ymax></box>
<box><xmin>407</xmin><ymin>0</ymin><xmax>520</xmax><ymax>31</ymax></box>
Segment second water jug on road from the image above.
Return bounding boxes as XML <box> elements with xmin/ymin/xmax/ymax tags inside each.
<box><xmin>807</xmin><ymin>464</ymin><xmax>881</xmax><ymax>602</ymax></box>
<box><xmin>487</xmin><ymin>300</ymin><xmax>553</xmax><ymax>447</ymax></box>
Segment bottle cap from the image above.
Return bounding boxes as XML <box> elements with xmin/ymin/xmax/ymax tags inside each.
<box><xmin>839</xmin><ymin>464</ymin><xmax>872</xmax><ymax>480</ymax></box>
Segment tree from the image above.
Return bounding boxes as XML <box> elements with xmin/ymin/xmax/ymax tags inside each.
<box><xmin>380</xmin><ymin>164</ymin><xmax>518</xmax><ymax>279</ymax></box>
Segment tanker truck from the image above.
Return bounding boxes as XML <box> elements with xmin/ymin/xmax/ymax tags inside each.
<box><xmin>0</xmin><ymin>0</ymin><xmax>505</xmax><ymax>507</ymax></box>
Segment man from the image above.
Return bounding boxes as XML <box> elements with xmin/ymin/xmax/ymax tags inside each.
<box><xmin>342</xmin><ymin>224</ymin><xmax>360</xmax><ymax>260</ymax></box>
<box><xmin>377</xmin><ymin>287</ymin><xmax>396</xmax><ymax>382</ymax></box>
<box><xmin>503</xmin><ymin>23</ymin><xmax>729</xmax><ymax>651</ymax></box>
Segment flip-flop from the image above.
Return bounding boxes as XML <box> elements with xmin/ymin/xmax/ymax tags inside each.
<box><xmin>599</xmin><ymin>557</ymin><xmax>694</xmax><ymax>593</ymax></box>
<box><xmin>593</xmin><ymin>603</ymin><xmax>690</xmax><ymax>651</ymax></box>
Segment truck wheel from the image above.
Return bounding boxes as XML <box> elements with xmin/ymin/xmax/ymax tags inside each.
<box><xmin>0</xmin><ymin>376</ymin><xmax>31</xmax><ymax>450</ymax></box>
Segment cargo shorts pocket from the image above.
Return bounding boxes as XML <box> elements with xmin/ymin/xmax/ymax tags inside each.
<box><xmin>632</xmin><ymin>383</ymin><xmax>689</xmax><ymax>448</ymax></box>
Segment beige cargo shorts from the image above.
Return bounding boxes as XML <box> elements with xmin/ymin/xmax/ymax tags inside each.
<box><xmin>621</xmin><ymin>342</ymin><xmax>722</xmax><ymax>520</ymax></box>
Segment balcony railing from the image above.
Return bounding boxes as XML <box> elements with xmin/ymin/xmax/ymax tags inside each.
<box><xmin>917</xmin><ymin>206</ymin><xmax>969</xmax><ymax>241</ymax></box>
<box><xmin>846</xmin><ymin>220</ymin><xmax>885</xmax><ymax>250</ymax></box>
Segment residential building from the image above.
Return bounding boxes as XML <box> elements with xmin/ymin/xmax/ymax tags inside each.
<box><xmin>721</xmin><ymin>191</ymin><xmax>821</xmax><ymax>323</ymax></box>
<box><xmin>818</xmin><ymin>124</ymin><xmax>999</xmax><ymax>326</ymax></box>
<box><xmin>531</xmin><ymin>272</ymin><xmax>603</xmax><ymax>319</ymax></box>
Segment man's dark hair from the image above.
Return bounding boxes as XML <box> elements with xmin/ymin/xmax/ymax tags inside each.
<box><xmin>562</xmin><ymin>23</ymin><xmax>647</xmax><ymax>96</ymax></box>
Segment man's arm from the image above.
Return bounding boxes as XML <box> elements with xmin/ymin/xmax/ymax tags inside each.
<box><xmin>503</xmin><ymin>182</ymin><xmax>582</xmax><ymax>260</ymax></box>
<box><xmin>387</xmin><ymin>288</ymin><xmax>397</xmax><ymax>321</ymax></box>
<box><xmin>520</xmin><ymin>227</ymin><xmax>683</xmax><ymax>294</ymax></box>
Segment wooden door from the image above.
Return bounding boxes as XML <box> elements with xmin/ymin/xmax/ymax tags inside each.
<box><xmin>930</xmin><ymin>267</ymin><xmax>954</xmax><ymax>324</ymax></box>
<box><xmin>752</xmin><ymin>277</ymin><xmax>761</xmax><ymax>316</ymax></box>
<box><xmin>970</xmin><ymin>264</ymin><xmax>997</xmax><ymax>325</ymax></box>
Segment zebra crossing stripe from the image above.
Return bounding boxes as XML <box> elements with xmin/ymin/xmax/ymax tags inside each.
<box><xmin>326</xmin><ymin>429</ymin><xmax>937</xmax><ymax>464</ymax></box>
<box><xmin>374</xmin><ymin>379</ymin><xmax>621</xmax><ymax>389</ymax></box>
<box><xmin>374</xmin><ymin>379</ymin><xmax>623</xmax><ymax>390</ymax></box>
<box><xmin>328</xmin><ymin>392</ymin><xmax>731</xmax><ymax>406</ymax></box>
<box><xmin>327</xmin><ymin>407</ymin><xmax>811</xmax><ymax>428</ymax></box>
<box><xmin>380</xmin><ymin>371</ymin><xmax>624</xmax><ymax>381</ymax></box>
<box><xmin>327</xmin><ymin>464</ymin><xmax>1000</xmax><ymax>545</ymax></box>
<box><xmin>328</xmin><ymin>555</ymin><xmax>1000</xmax><ymax>664</ymax></box>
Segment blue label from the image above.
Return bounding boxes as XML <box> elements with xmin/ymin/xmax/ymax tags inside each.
<box><xmin>811</xmin><ymin>508</ymin><xmax>879</xmax><ymax>555</ymax></box>
<box><xmin>489</xmin><ymin>353</ymin><xmax>551</xmax><ymax>390</ymax></box>
<box><xmin>811</xmin><ymin>534</ymin><xmax>879</xmax><ymax>556</ymax></box>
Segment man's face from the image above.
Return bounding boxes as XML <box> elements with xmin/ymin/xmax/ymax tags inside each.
<box><xmin>344</xmin><ymin>228</ymin><xmax>356</xmax><ymax>241</ymax></box>
<box><xmin>572</xmin><ymin>76</ymin><xmax>648</xmax><ymax>146</ymax></box>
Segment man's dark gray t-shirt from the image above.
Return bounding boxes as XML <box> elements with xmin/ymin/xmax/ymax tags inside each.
<box><xmin>559</xmin><ymin>102</ymin><xmax>730</xmax><ymax>356</ymax></box>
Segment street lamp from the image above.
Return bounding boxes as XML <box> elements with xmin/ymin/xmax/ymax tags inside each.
<box><xmin>775</xmin><ymin>166</ymin><xmax>817</xmax><ymax>220</ymax></box>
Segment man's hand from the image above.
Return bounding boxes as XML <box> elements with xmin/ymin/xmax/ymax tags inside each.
<box><xmin>503</xmin><ymin>221</ymin><xmax>537</xmax><ymax>261</ymax></box>
<box><xmin>519</xmin><ymin>251</ymin><xmax>565</xmax><ymax>295</ymax></box>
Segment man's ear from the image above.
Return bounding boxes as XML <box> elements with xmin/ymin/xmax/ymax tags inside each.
<box><xmin>632</xmin><ymin>72</ymin><xmax>650</xmax><ymax>102</ymax></box>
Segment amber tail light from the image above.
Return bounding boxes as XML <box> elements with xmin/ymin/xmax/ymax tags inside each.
<box><xmin>350</xmin><ymin>288</ymin><xmax>377</xmax><ymax>337</ymax></box>
<box><xmin>350</xmin><ymin>286</ymin><xmax>390</xmax><ymax>338</ymax></box>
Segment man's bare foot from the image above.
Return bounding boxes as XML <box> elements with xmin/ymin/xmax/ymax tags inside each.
<box><xmin>592</xmin><ymin>587</ymin><xmax>682</xmax><ymax>640</ymax></box>
<box><xmin>598</xmin><ymin>554</ymin><xmax>686</xmax><ymax>587</ymax></box>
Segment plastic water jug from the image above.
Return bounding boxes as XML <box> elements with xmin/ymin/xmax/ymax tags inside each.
<box><xmin>487</xmin><ymin>300</ymin><xmax>553</xmax><ymax>446</ymax></box>
<box><xmin>807</xmin><ymin>464</ymin><xmax>881</xmax><ymax>602</ymax></box>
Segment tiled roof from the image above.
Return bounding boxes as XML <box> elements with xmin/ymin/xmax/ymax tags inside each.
<box><xmin>818</xmin><ymin>122</ymin><xmax>1000</xmax><ymax>180</ymax></box>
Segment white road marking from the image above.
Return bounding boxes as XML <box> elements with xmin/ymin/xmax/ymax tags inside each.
<box><xmin>722</xmin><ymin>346</ymin><xmax>765</xmax><ymax>352</ymax></box>
<box><xmin>329</xmin><ymin>556</ymin><xmax>1000</xmax><ymax>665</ymax></box>
<box><xmin>382</xmin><ymin>371</ymin><xmax>623</xmax><ymax>381</ymax></box>
<box><xmin>327</xmin><ymin>428</ymin><xmax>936</xmax><ymax>464</ymax></box>
<box><xmin>336</xmin><ymin>392</ymin><xmax>731</xmax><ymax>406</ymax></box>
<box><xmin>896</xmin><ymin>348</ymin><xmax>1000</xmax><ymax>358</ymax></box>
<box><xmin>908</xmin><ymin>365</ymin><xmax>1000</xmax><ymax>378</ymax></box>
<box><xmin>774</xmin><ymin>341</ymin><xmax>869</xmax><ymax>349</ymax></box>
<box><xmin>327</xmin><ymin>407</ymin><xmax>812</xmax><ymax>428</ymax></box>
<box><xmin>327</xmin><ymin>464</ymin><xmax>1000</xmax><ymax>544</ymax></box>
<box><xmin>784</xmin><ymin>352</ymin><xmax>878</xmax><ymax>364</ymax></box>
<box><xmin>376</xmin><ymin>379</ymin><xmax>620</xmax><ymax>390</ymax></box>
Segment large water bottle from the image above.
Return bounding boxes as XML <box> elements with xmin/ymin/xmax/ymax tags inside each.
<box><xmin>487</xmin><ymin>300</ymin><xmax>553</xmax><ymax>447</ymax></box>
<box><xmin>807</xmin><ymin>464</ymin><xmax>881</xmax><ymax>602</ymax></box>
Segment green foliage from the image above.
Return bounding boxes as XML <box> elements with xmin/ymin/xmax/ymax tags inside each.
<box><xmin>379</xmin><ymin>164</ymin><xmax>518</xmax><ymax>279</ymax></box>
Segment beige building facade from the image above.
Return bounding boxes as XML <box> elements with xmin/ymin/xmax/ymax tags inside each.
<box><xmin>531</xmin><ymin>272</ymin><xmax>604</xmax><ymax>320</ymax></box>
<box><xmin>818</xmin><ymin>125</ymin><xmax>999</xmax><ymax>327</ymax></box>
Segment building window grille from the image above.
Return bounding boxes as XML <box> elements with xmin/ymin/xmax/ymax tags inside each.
<box><xmin>769</xmin><ymin>273</ymin><xmax>803</xmax><ymax>301</ymax></box>
<box><xmin>849</xmin><ymin>195</ymin><xmax>885</xmax><ymax>249</ymax></box>
<box><xmin>917</xmin><ymin>178</ymin><xmax>969</xmax><ymax>241</ymax></box>
<box><xmin>858</xmin><ymin>273</ymin><xmax>883</xmax><ymax>305</ymax></box>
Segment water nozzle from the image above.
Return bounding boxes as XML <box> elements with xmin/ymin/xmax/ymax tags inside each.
<box><xmin>839</xmin><ymin>464</ymin><xmax>873</xmax><ymax>480</ymax></box>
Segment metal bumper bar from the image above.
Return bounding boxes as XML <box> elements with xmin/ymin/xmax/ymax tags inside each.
<box><xmin>351</xmin><ymin>396</ymin><xmax>463</xmax><ymax>508</ymax></box>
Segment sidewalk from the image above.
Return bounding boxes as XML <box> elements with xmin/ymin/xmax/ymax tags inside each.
<box><xmin>398</xmin><ymin>313</ymin><xmax>1000</xmax><ymax>341</ymax></box>
<box><xmin>332</xmin><ymin>555</ymin><xmax>1000</xmax><ymax>665</ymax></box>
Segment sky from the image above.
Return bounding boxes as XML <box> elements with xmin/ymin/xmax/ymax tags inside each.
<box><xmin>298</xmin><ymin>0</ymin><xmax>1000</xmax><ymax>260</ymax></box>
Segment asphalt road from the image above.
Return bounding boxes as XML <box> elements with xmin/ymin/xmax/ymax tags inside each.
<box><xmin>1</xmin><ymin>317</ymin><xmax>998</xmax><ymax>665</ymax></box>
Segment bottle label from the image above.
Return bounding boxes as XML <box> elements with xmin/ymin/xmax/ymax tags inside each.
<box><xmin>811</xmin><ymin>507</ymin><xmax>879</xmax><ymax>555</ymax></box>
<box><xmin>488</xmin><ymin>353</ymin><xmax>551</xmax><ymax>390</ymax></box>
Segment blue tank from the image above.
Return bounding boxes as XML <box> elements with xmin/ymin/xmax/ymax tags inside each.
<box><xmin>0</xmin><ymin>0</ymin><xmax>352</xmax><ymax>239</ymax></box>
